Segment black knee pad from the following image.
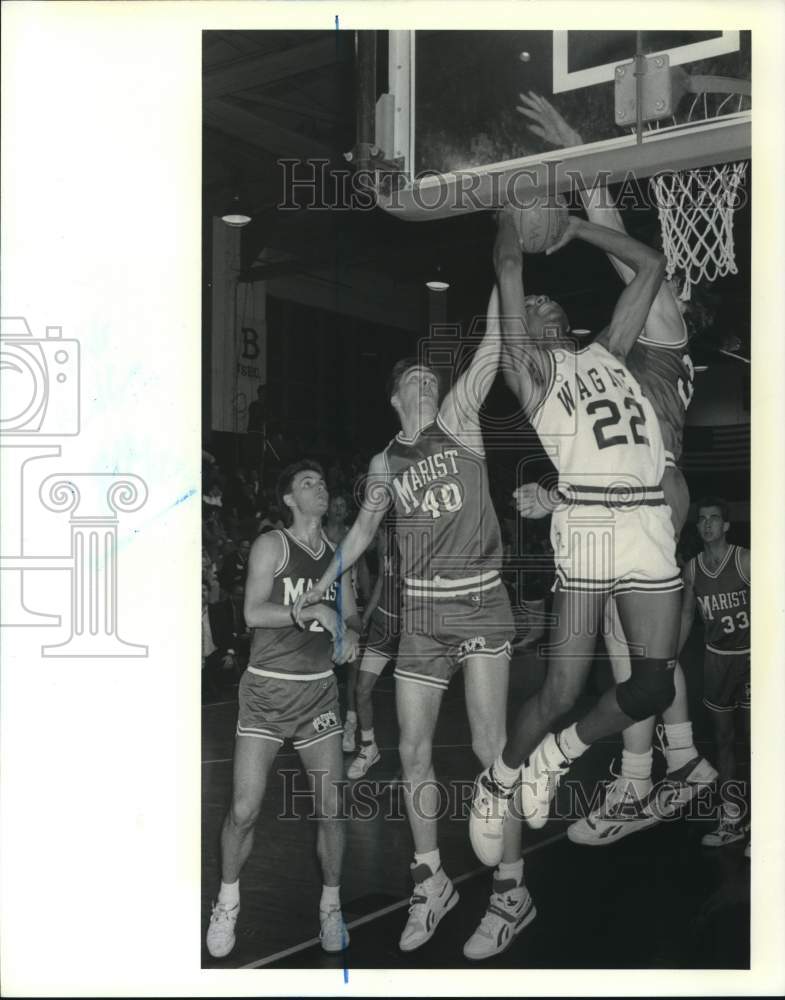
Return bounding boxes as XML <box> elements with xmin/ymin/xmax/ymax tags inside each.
<box><xmin>616</xmin><ymin>658</ymin><xmax>676</xmax><ymax>720</ymax></box>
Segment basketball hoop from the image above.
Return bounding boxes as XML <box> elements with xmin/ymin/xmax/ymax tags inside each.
<box><xmin>642</xmin><ymin>75</ymin><xmax>750</xmax><ymax>300</ymax></box>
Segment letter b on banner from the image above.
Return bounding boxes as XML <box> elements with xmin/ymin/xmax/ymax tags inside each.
<box><xmin>242</xmin><ymin>326</ymin><xmax>261</xmax><ymax>361</ymax></box>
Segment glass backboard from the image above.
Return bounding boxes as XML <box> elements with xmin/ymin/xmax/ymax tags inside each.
<box><xmin>378</xmin><ymin>30</ymin><xmax>750</xmax><ymax>219</ymax></box>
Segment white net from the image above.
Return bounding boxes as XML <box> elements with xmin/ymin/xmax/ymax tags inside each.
<box><xmin>649</xmin><ymin>162</ymin><xmax>747</xmax><ymax>301</ymax></box>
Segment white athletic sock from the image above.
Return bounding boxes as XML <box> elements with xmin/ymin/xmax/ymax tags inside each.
<box><xmin>345</xmin><ymin>710</ymin><xmax>357</xmax><ymax>724</ymax></box>
<box><xmin>496</xmin><ymin>859</ymin><xmax>524</xmax><ymax>886</ymax></box>
<box><xmin>413</xmin><ymin>849</ymin><xmax>441</xmax><ymax>877</ymax></box>
<box><xmin>491</xmin><ymin>755</ymin><xmax>520</xmax><ymax>791</ymax></box>
<box><xmin>320</xmin><ymin>884</ymin><xmax>341</xmax><ymax>911</ymax></box>
<box><xmin>556</xmin><ymin>724</ymin><xmax>589</xmax><ymax>762</ymax></box>
<box><xmin>360</xmin><ymin>728</ymin><xmax>375</xmax><ymax>744</ymax></box>
<box><xmin>620</xmin><ymin>749</ymin><xmax>653</xmax><ymax>798</ymax></box>
<box><xmin>663</xmin><ymin>722</ymin><xmax>697</xmax><ymax>770</ymax></box>
<box><xmin>218</xmin><ymin>880</ymin><xmax>240</xmax><ymax>906</ymax></box>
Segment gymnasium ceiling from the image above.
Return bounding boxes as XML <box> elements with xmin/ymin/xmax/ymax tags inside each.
<box><xmin>203</xmin><ymin>29</ymin><xmax>751</xmax><ymax>360</ymax></box>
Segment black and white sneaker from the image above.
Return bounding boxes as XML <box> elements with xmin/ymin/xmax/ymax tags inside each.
<box><xmin>463</xmin><ymin>874</ymin><xmax>536</xmax><ymax>960</ymax></box>
<box><xmin>398</xmin><ymin>863</ymin><xmax>458</xmax><ymax>952</ymax></box>
<box><xmin>568</xmin><ymin>773</ymin><xmax>660</xmax><ymax>846</ymax></box>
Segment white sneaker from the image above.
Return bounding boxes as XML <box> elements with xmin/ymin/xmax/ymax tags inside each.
<box><xmin>398</xmin><ymin>863</ymin><xmax>458</xmax><ymax>952</ymax></box>
<box><xmin>463</xmin><ymin>874</ymin><xmax>536</xmax><ymax>960</ymax></box>
<box><xmin>654</xmin><ymin>726</ymin><xmax>718</xmax><ymax>816</ymax></box>
<box><xmin>320</xmin><ymin>907</ymin><xmax>350</xmax><ymax>953</ymax></box>
<box><xmin>701</xmin><ymin>815</ymin><xmax>749</xmax><ymax>847</ymax></box>
<box><xmin>347</xmin><ymin>742</ymin><xmax>380</xmax><ymax>779</ymax></box>
<box><xmin>568</xmin><ymin>773</ymin><xmax>659</xmax><ymax>846</ymax></box>
<box><xmin>469</xmin><ymin>767</ymin><xmax>517</xmax><ymax>867</ymax></box>
<box><xmin>206</xmin><ymin>901</ymin><xmax>239</xmax><ymax>958</ymax></box>
<box><xmin>342</xmin><ymin>717</ymin><xmax>357</xmax><ymax>753</ymax></box>
<box><xmin>656</xmin><ymin>756</ymin><xmax>718</xmax><ymax>817</ymax></box>
<box><xmin>520</xmin><ymin>733</ymin><xmax>570</xmax><ymax>830</ymax></box>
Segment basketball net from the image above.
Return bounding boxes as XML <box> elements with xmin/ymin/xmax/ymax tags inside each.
<box><xmin>649</xmin><ymin>161</ymin><xmax>747</xmax><ymax>301</ymax></box>
<box><xmin>636</xmin><ymin>78</ymin><xmax>750</xmax><ymax>301</ymax></box>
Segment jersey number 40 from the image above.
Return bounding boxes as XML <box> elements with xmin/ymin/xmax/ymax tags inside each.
<box><xmin>421</xmin><ymin>482</ymin><xmax>463</xmax><ymax>519</ymax></box>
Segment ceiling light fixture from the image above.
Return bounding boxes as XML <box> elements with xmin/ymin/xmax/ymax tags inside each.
<box><xmin>425</xmin><ymin>265</ymin><xmax>449</xmax><ymax>292</ymax></box>
<box><xmin>221</xmin><ymin>195</ymin><xmax>251</xmax><ymax>228</ymax></box>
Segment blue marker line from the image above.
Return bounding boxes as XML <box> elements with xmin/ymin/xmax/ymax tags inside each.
<box><xmin>174</xmin><ymin>487</ymin><xmax>197</xmax><ymax>507</ymax></box>
<box><xmin>335</xmin><ymin>14</ymin><xmax>340</xmax><ymax>32</ymax></box>
<box><xmin>336</xmin><ymin>547</ymin><xmax>344</xmax><ymax>659</ymax></box>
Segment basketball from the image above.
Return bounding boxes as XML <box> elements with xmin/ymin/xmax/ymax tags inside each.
<box><xmin>514</xmin><ymin>200</ymin><xmax>570</xmax><ymax>254</ymax></box>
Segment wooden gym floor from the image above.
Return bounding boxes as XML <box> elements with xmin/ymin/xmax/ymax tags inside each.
<box><xmin>201</xmin><ymin>631</ymin><xmax>750</xmax><ymax>971</ymax></box>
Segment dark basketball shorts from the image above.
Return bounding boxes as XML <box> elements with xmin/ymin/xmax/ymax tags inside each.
<box><xmin>236</xmin><ymin>668</ymin><xmax>342</xmax><ymax>750</ymax></box>
<box><xmin>394</xmin><ymin>580</ymin><xmax>514</xmax><ymax>692</ymax></box>
<box><xmin>662</xmin><ymin>464</ymin><xmax>690</xmax><ymax>538</ymax></box>
<box><xmin>364</xmin><ymin>605</ymin><xmax>401</xmax><ymax>662</ymax></box>
<box><xmin>703</xmin><ymin>648</ymin><xmax>751</xmax><ymax>712</ymax></box>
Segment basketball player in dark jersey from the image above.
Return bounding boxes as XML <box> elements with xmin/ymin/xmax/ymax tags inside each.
<box><xmin>296</xmin><ymin>289</ymin><xmax>535</xmax><ymax>961</ymax></box>
<box><xmin>471</xmin><ymin>203</ymin><xmax>684</xmax><ymax>864</ymax></box>
<box><xmin>206</xmin><ymin>460</ymin><xmax>361</xmax><ymax>960</ymax></box>
<box><xmin>678</xmin><ymin>498</ymin><xmax>750</xmax><ymax>854</ymax></box>
<box><xmin>347</xmin><ymin>518</ymin><xmax>401</xmax><ymax>780</ymax></box>
<box><xmin>513</xmin><ymin>93</ymin><xmax>716</xmax><ymax>847</ymax></box>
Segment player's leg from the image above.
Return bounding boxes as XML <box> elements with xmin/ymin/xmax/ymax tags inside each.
<box><xmin>463</xmin><ymin>653</ymin><xmax>536</xmax><ymax>960</ymax></box>
<box><xmin>298</xmin><ymin>732</ymin><xmax>350</xmax><ymax>951</ymax></box>
<box><xmin>396</xmin><ymin>676</ymin><xmax>444</xmax><ymax>853</ymax></box>
<box><xmin>343</xmin><ymin>662</ymin><xmax>358</xmax><ymax>752</ymax></box>
<box><xmin>508</xmin><ymin>587</ymin><xmax>605</xmax><ymax>766</ymax></box>
<box><xmin>207</xmin><ymin>733</ymin><xmax>281</xmax><ymax>957</ymax></box>
<box><xmin>471</xmin><ymin>588</ymin><xmax>603</xmax><ymax>865</ymax></box>
<box><xmin>575</xmin><ymin>587</ymin><xmax>681</xmax><ymax>746</ymax></box>
<box><xmin>701</xmin><ymin>651</ymin><xmax>747</xmax><ymax>846</ymax></box>
<box><xmin>395</xmin><ymin>674</ymin><xmax>458</xmax><ymax>951</ymax></box>
<box><xmin>701</xmin><ymin>707</ymin><xmax>746</xmax><ymax>846</ymax></box>
<box><xmin>567</xmin><ymin>598</ymin><xmax>658</xmax><ymax>845</ymax></box>
<box><xmin>347</xmin><ymin>649</ymin><xmax>388</xmax><ymax>779</ymax></box>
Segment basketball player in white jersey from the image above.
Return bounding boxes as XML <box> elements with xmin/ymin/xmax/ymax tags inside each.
<box><xmin>470</xmin><ymin>204</ymin><xmax>683</xmax><ymax>864</ymax></box>
<box><xmin>206</xmin><ymin>460</ymin><xmax>361</xmax><ymax>960</ymax></box>
<box><xmin>512</xmin><ymin>92</ymin><xmax>717</xmax><ymax>846</ymax></box>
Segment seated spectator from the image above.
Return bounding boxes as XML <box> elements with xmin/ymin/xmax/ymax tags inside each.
<box><xmin>202</xmin><ymin>552</ymin><xmax>221</xmax><ymax>604</ymax></box>
<box><xmin>218</xmin><ymin>538</ymin><xmax>249</xmax><ymax>595</ymax></box>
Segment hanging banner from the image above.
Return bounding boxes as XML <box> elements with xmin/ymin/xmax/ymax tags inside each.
<box><xmin>210</xmin><ymin>218</ymin><xmax>266</xmax><ymax>432</ymax></box>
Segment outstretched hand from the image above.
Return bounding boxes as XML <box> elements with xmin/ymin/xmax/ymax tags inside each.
<box><xmin>331</xmin><ymin>627</ymin><xmax>360</xmax><ymax>666</ymax></box>
<box><xmin>516</xmin><ymin>91</ymin><xmax>583</xmax><ymax>150</ymax></box>
<box><xmin>293</xmin><ymin>586</ymin><xmax>324</xmax><ymax>626</ymax></box>
<box><xmin>514</xmin><ymin>483</ymin><xmax>556</xmax><ymax>519</ymax></box>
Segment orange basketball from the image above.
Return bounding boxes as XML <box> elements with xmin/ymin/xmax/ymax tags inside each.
<box><xmin>514</xmin><ymin>200</ymin><xmax>569</xmax><ymax>254</ymax></box>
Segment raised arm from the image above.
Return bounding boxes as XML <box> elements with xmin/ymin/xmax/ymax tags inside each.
<box><xmin>580</xmin><ymin>186</ymin><xmax>686</xmax><ymax>351</ymax></box>
<box><xmin>438</xmin><ymin>285</ymin><xmax>501</xmax><ymax>449</ymax></box>
<box><xmin>550</xmin><ymin>218</ymin><xmax>665</xmax><ymax>362</ymax></box>
<box><xmin>517</xmin><ymin>92</ymin><xmax>684</xmax><ymax>353</ymax></box>
<box><xmin>293</xmin><ymin>453</ymin><xmax>390</xmax><ymax>619</ymax></box>
<box><xmin>493</xmin><ymin>207</ymin><xmax>551</xmax><ymax>417</ymax></box>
